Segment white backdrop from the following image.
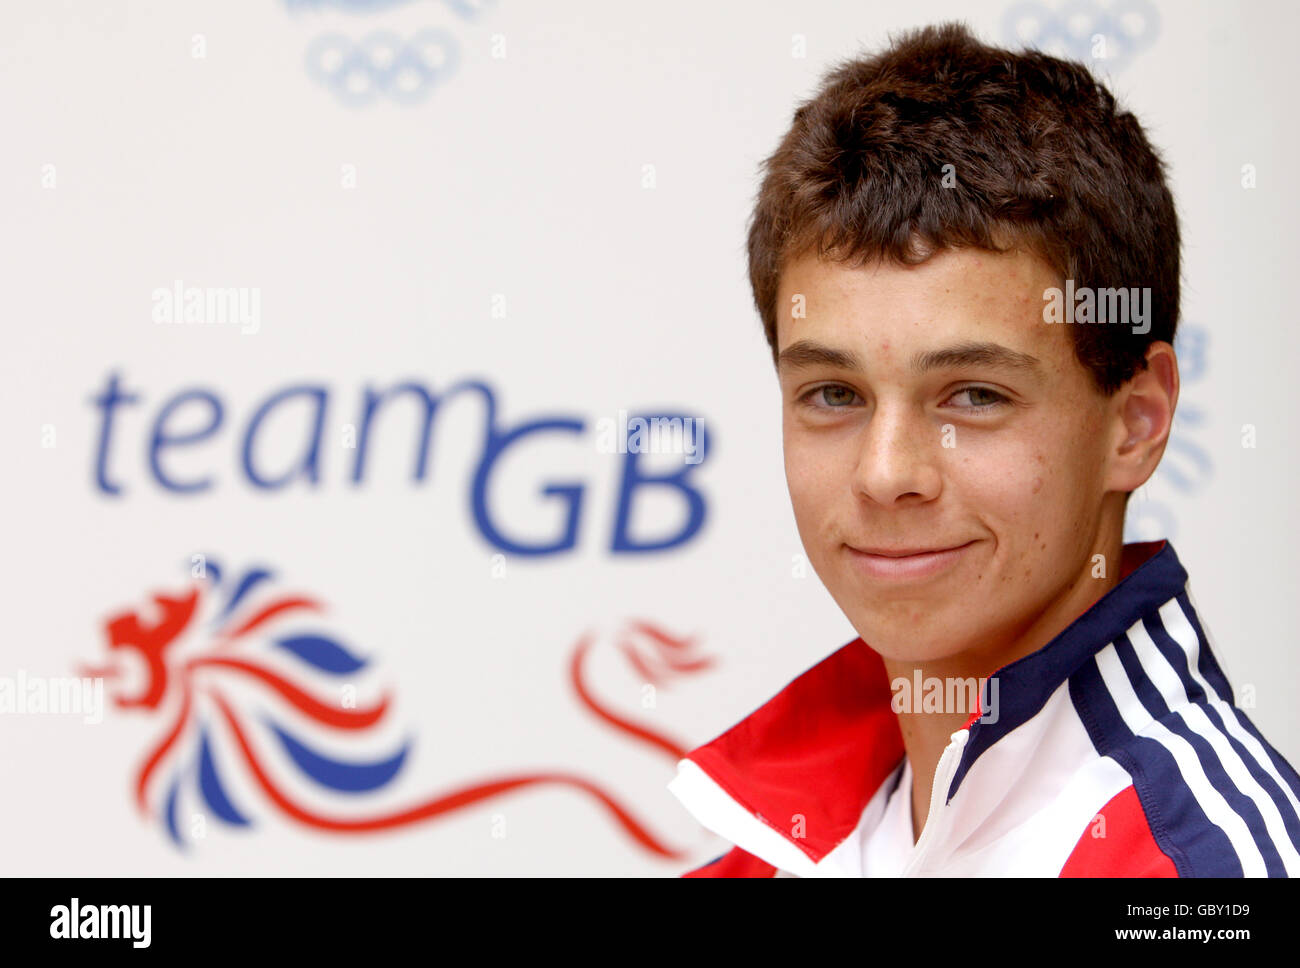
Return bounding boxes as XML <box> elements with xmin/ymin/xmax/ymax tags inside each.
<box><xmin>2</xmin><ymin>0</ymin><xmax>1296</xmax><ymax>876</ymax></box>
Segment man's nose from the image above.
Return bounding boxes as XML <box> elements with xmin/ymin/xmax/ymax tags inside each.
<box><xmin>852</xmin><ymin>404</ymin><xmax>943</xmax><ymax>506</ymax></box>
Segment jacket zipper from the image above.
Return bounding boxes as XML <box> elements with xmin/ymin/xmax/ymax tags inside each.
<box><xmin>901</xmin><ymin>727</ymin><xmax>971</xmax><ymax>876</ymax></box>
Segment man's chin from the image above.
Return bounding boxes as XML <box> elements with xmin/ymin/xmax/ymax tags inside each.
<box><xmin>860</xmin><ymin>636</ymin><xmax>971</xmax><ymax>666</ymax></box>
<box><xmin>846</xmin><ymin>611</ymin><xmax>977</xmax><ymax>665</ymax></box>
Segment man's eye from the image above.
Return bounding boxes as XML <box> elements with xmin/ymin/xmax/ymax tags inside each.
<box><xmin>799</xmin><ymin>385</ymin><xmax>860</xmax><ymax>409</ymax></box>
<box><xmin>796</xmin><ymin>385</ymin><xmax>1010</xmax><ymax>411</ymax></box>
<box><xmin>947</xmin><ymin>386</ymin><xmax>1010</xmax><ymax>409</ymax></box>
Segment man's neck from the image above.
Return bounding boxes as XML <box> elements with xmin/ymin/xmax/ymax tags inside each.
<box><xmin>882</xmin><ymin>523</ymin><xmax>1126</xmax><ymax>844</ymax></box>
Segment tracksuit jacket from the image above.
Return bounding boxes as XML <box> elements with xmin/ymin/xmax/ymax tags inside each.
<box><xmin>667</xmin><ymin>540</ymin><xmax>1300</xmax><ymax>876</ymax></box>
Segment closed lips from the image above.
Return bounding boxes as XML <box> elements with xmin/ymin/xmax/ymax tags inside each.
<box><xmin>849</xmin><ymin>541</ymin><xmax>976</xmax><ymax>557</ymax></box>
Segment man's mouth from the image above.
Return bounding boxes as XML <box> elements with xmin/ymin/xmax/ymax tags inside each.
<box><xmin>843</xmin><ymin>539</ymin><xmax>978</xmax><ymax>580</ymax></box>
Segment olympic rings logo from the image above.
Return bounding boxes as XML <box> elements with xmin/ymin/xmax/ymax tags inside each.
<box><xmin>305</xmin><ymin>29</ymin><xmax>461</xmax><ymax>106</ymax></box>
<box><xmin>1001</xmin><ymin>0</ymin><xmax>1160</xmax><ymax>72</ymax></box>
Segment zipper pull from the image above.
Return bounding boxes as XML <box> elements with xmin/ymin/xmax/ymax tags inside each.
<box><xmin>902</xmin><ymin>727</ymin><xmax>971</xmax><ymax>876</ymax></box>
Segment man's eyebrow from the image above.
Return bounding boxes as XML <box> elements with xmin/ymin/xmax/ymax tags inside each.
<box><xmin>776</xmin><ymin>340</ymin><xmax>865</xmax><ymax>374</ymax></box>
<box><xmin>911</xmin><ymin>341</ymin><xmax>1042</xmax><ymax>373</ymax></box>
<box><xmin>777</xmin><ymin>339</ymin><xmax>1041</xmax><ymax>376</ymax></box>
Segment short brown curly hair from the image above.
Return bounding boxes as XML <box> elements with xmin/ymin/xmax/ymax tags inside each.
<box><xmin>746</xmin><ymin>21</ymin><xmax>1180</xmax><ymax>394</ymax></box>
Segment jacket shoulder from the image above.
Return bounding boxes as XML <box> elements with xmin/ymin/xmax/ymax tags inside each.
<box><xmin>1067</xmin><ymin>596</ymin><xmax>1300</xmax><ymax>877</ymax></box>
<box><xmin>1077</xmin><ymin>696</ymin><xmax>1300</xmax><ymax>876</ymax></box>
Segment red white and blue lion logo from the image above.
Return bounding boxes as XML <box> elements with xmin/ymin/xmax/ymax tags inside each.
<box><xmin>79</xmin><ymin>557</ymin><xmax>712</xmax><ymax>861</ymax></box>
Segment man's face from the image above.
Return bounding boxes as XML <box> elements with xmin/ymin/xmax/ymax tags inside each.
<box><xmin>776</xmin><ymin>246</ymin><xmax>1118</xmax><ymax>667</ymax></box>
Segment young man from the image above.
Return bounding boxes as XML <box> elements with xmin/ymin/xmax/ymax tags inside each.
<box><xmin>667</xmin><ymin>22</ymin><xmax>1300</xmax><ymax>876</ymax></box>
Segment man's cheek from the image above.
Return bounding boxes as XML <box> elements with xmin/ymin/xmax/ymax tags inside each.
<box><xmin>789</xmin><ymin>462</ymin><xmax>833</xmax><ymax>515</ymax></box>
<box><xmin>995</xmin><ymin>446</ymin><xmax>1057</xmax><ymax>508</ymax></box>
<box><xmin>790</xmin><ymin>490</ymin><xmax>831</xmax><ymax>568</ymax></box>
<box><xmin>787</xmin><ymin>476</ymin><xmax>818</xmax><ymax>526</ymax></box>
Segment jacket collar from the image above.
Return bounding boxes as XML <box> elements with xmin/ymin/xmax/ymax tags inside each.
<box><xmin>672</xmin><ymin>539</ymin><xmax>1186</xmax><ymax>870</ymax></box>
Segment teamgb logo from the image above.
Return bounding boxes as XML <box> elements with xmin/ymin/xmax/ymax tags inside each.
<box><xmin>79</xmin><ymin>558</ymin><xmax>710</xmax><ymax>860</ymax></box>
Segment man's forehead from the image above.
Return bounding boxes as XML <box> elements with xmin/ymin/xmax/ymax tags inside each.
<box><xmin>775</xmin><ymin>248</ymin><xmax>1067</xmax><ymax>366</ymax></box>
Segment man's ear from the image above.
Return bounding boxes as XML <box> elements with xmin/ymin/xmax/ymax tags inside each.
<box><xmin>1106</xmin><ymin>341</ymin><xmax>1180</xmax><ymax>494</ymax></box>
